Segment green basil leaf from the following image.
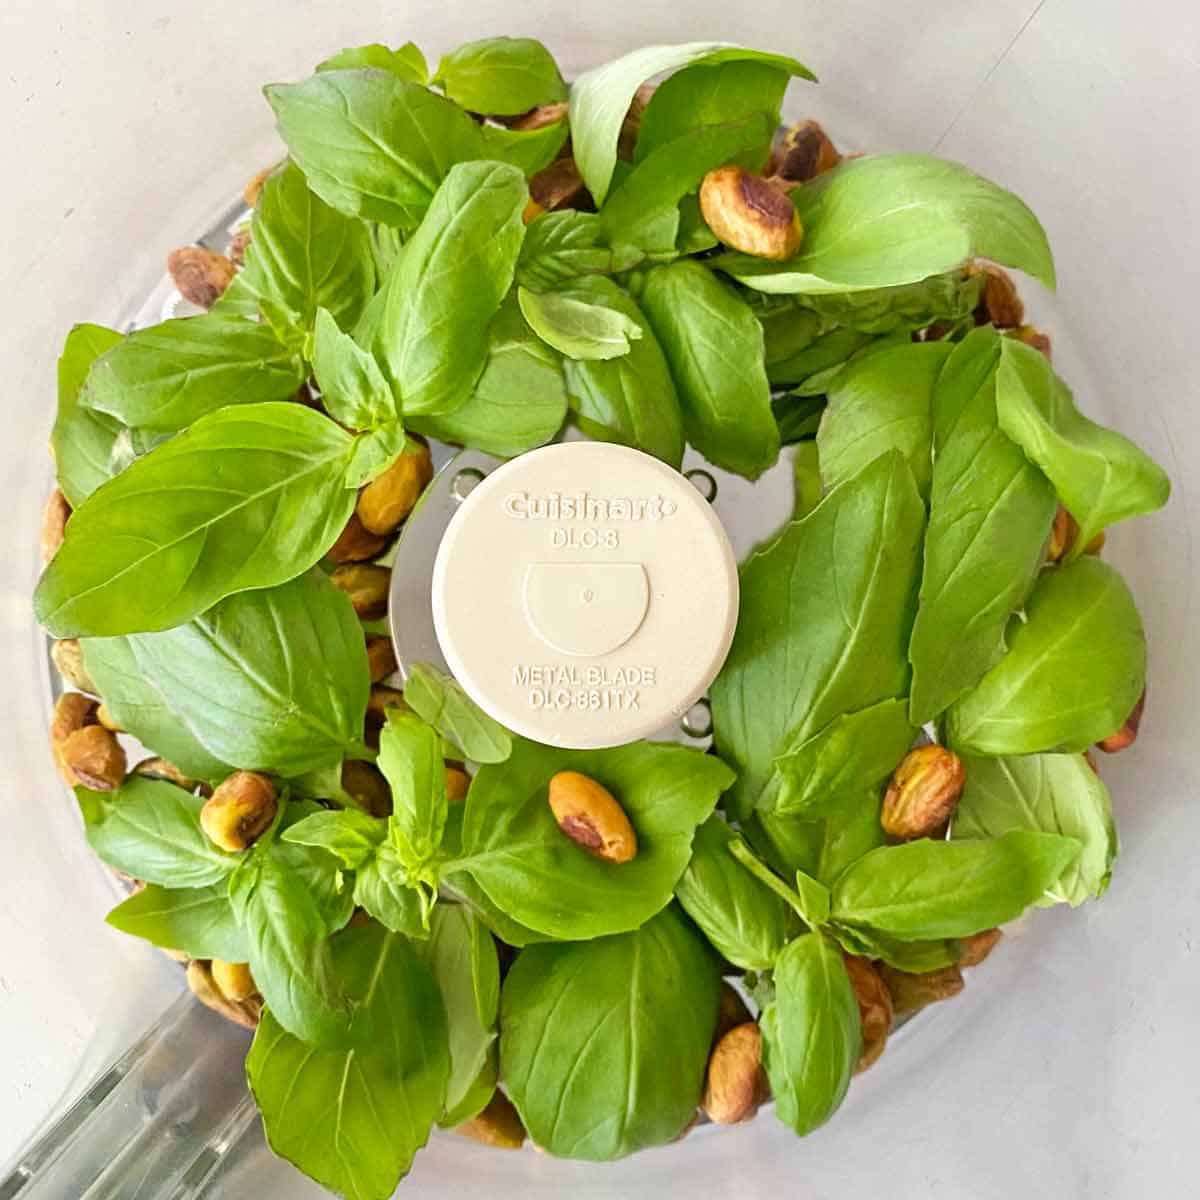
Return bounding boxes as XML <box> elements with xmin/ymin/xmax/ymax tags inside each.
<box><xmin>247</xmin><ymin>925</ymin><xmax>449</xmax><ymax>1199</ymax></box>
<box><xmin>35</xmin><ymin>403</ymin><xmax>356</xmax><ymax>638</ymax></box>
<box><xmin>500</xmin><ymin>906</ymin><xmax>720</xmax><ymax>1159</ymax></box>
<box><xmin>711</xmin><ymin>451</ymin><xmax>926</xmax><ymax>820</ymax></box>
<box><xmin>562</xmin><ymin>277</ymin><xmax>684</xmax><ymax>467</ymax></box>
<box><xmin>828</xmin><ymin>924</ymin><xmax>962</xmax><ymax>972</ymax></box>
<box><xmin>569</xmin><ymin>42</ymin><xmax>814</xmax><ymax>206</ymax></box>
<box><xmin>674</xmin><ymin>816</ymin><xmax>797</xmax><ymax>970</ymax></box>
<box><xmin>721</xmin><ymin>154</ymin><xmax>1054</xmax><ymax>294</ymax></box>
<box><xmin>435</xmin><ymin>37</ymin><xmax>565</xmax><ymax>114</ymax></box>
<box><xmin>817</xmin><ymin>341</ymin><xmax>952</xmax><ymax>498</ymax></box>
<box><xmin>378</xmin><ymin>710</ymin><xmax>448</xmax><ymax>865</ymax></box>
<box><xmin>265</xmin><ymin>71</ymin><xmax>485</xmax><ymax>230</ymax></box>
<box><xmin>408</xmin><ymin>294</ymin><xmax>567</xmax><ymax>457</ymax></box>
<box><xmin>789</xmin><ymin>269</ymin><xmax>984</xmax><ymax>334</ymax></box>
<box><xmin>793</xmin><ymin>439</ymin><xmax>823</xmax><ymax>514</ymax></box>
<box><xmin>793</xmin><ymin>869</ymin><xmax>832</xmax><ymax>927</ymax></box>
<box><xmin>269</xmin><ymin>834</ymin><xmax>357</xmax><ymax>938</ymax></box>
<box><xmin>996</xmin><ymin>338</ymin><xmax>1170</xmax><ymax>555</ymax></box>
<box><xmin>479</xmin><ymin>118</ymin><xmax>569</xmax><ymax>176</ymax></box>
<box><xmin>52</xmin><ymin>323</ymin><xmax>129</xmax><ymax>507</ymax></box>
<box><xmin>814</xmin><ymin>791</ymin><xmax>887</xmax><ymax>884</ymax></box>
<box><xmin>353</xmin><ymin>842</ymin><xmax>428</xmax><ymax>937</ymax></box>
<box><xmin>954</xmin><ymin>754</ymin><xmax>1117</xmax><ymax>906</ymax></box>
<box><xmin>517</xmin><ymin>284</ymin><xmax>644</xmax><ymax>361</ymax></box>
<box><xmin>640</xmin><ymin>260</ymin><xmax>780</xmax><ymax>480</ymax></box>
<box><xmin>908</xmin><ymin>328</ymin><xmax>1057</xmax><ymax>724</ymax></box>
<box><xmin>282</xmin><ymin>807</ymin><xmax>386</xmax><ymax>870</ymax></box>
<box><xmin>317</xmin><ymin>41</ymin><xmax>428</xmax><ymax>82</ymax></box>
<box><xmin>760</xmin><ymin>932</ymin><xmax>860</xmax><ymax>1136</ymax></box>
<box><xmin>400</xmin><ymin>662</ymin><xmax>513</xmax><ymax>764</ymax></box>
<box><xmin>774</xmin><ymin>394</ymin><xmax>826</xmax><ymax>446</ymax></box>
<box><xmin>106</xmin><ymin>883</ymin><xmax>249</xmax><ymax>961</ymax></box>
<box><xmin>945</xmin><ymin>558</ymin><xmax>1146</xmax><ymax>754</ymax></box>
<box><xmin>517</xmin><ymin>211</ymin><xmax>643</xmax><ymax>291</ymax></box>
<box><xmin>831</xmin><ymin>830</ymin><xmax>1081</xmax><ymax>939</ymax></box>
<box><xmin>310</xmin><ymin>308</ymin><xmax>397</xmax><ymax>430</ymax></box>
<box><xmin>370</xmin><ymin>161</ymin><xmax>527</xmax><ymax>416</ymax></box>
<box><xmin>76</xmin><ymin>777</ymin><xmax>238</xmax><ymax>888</ymax></box>
<box><xmin>767</xmin><ymin>325</ymin><xmax>878</xmax><ymax>391</ymax></box>
<box><xmin>451</xmin><ymin>737</ymin><xmax>733</xmax><ymax>939</ymax></box>
<box><xmin>344</xmin><ymin>421</ymin><xmax>407</xmax><ymax>488</ymax></box>
<box><xmin>748</xmin><ymin>810</ymin><xmax>824</xmax><ymax>878</ymax></box>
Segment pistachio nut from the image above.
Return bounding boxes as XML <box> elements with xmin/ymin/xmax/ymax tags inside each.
<box><xmin>134</xmin><ymin>756</ymin><xmax>205</xmax><ymax>794</ymax></box>
<box><xmin>167</xmin><ymin>246</ymin><xmax>236</xmax><ymax>309</ymax></box>
<box><xmin>714</xmin><ymin>979</ymin><xmax>753</xmax><ymax>1044</ymax></box>
<box><xmin>843</xmin><ymin>955</ymin><xmax>893</xmax><ymax>1072</ymax></box>
<box><xmin>699</xmin><ymin>166</ymin><xmax>803</xmax><ymax>261</ymax></box>
<box><xmin>701</xmin><ymin>1021</ymin><xmax>770</xmax><ymax>1125</ymax></box>
<box><xmin>445</xmin><ymin>763</ymin><xmax>472</xmax><ymax>803</ymax></box>
<box><xmin>50</xmin><ymin>692</ymin><xmax>99</xmax><ymax>785</ymax></box>
<box><xmin>60</xmin><ymin>724</ymin><xmax>126</xmax><ymax>791</ymax></box>
<box><xmin>773</xmin><ymin>119</ymin><xmax>841</xmax><ymax>184</ymax></box>
<box><xmin>618</xmin><ymin>83</ymin><xmax>656</xmax><ymax>162</ymax></box>
<box><xmin>958</xmin><ymin>927</ymin><xmax>1003</xmax><ymax>968</ymax></box>
<box><xmin>342</xmin><ymin>759</ymin><xmax>392</xmax><ymax>818</ymax></box>
<box><xmin>1097</xmin><ymin>688</ymin><xmax>1146</xmax><ymax>754</ymax></box>
<box><xmin>227</xmin><ymin>225</ymin><xmax>252</xmax><ymax>267</ymax></box>
<box><xmin>186</xmin><ymin>960</ymin><xmax>259</xmax><ymax>1030</ymax></box>
<box><xmin>366</xmin><ymin>635</ymin><xmax>398</xmax><ymax>684</ymax></box>
<box><xmin>330</xmin><ymin>563</ymin><xmax>391</xmax><ymax>620</ymax></box>
<box><xmin>200</xmin><ymin>771</ymin><xmax>277</xmax><ymax>852</ymax></box>
<box><xmin>1014</xmin><ymin>324</ymin><xmax>1052</xmax><ymax>360</ymax></box>
<box><xmin>367</xmin><ymin>685</ymin><xmax>409</xmax><ymax>722</ymax></box>
<box><xmin>40</xmin><ymin>488</ymin><xmax>70</xmax><ymax>563</ymax></box>
<box><xmin>505</xmin><ymin>101</ymin><xmax>569</xmax><ymax>132</ymax></box>
<box><xmin>356</xmin><ymin>442</ymin><xmax>434</xmax><ymax>535</ymax></box>
<box><xmin>95</xmin><ymin>703</ymin><xmax>123</xmax><ymax>734</ymax></box>
<box><xmin>547</xmin><ymin>770</ymin><xmax>638</xmax><ymax>863</ymax></box>
<box><xmin>1047</xmin><ymin>506</ymin><xmax>1105</xmax><ymax>562</ymax></box>
<box><xmin>328</xmin><ymin>512</ymin><xmax>390</xmax><ymax>564</ymax></box>
<box><xmin>881</xmin><ymin>744</ymin><xmax>966</xmax><ymax>840</ymax></box>
<box><xmin>529</xmin><ymin>157</ymin><xmax>587</xmax><ymax>211</ymax></box>
<box><xmin>523</xmin><ymin>197</ymin><xmax>545</xmax><ymax>224</ymax></box>
<box><xmin>454</xmin><ymin>1090</ymin><xmax>526</xmax><ymax>1149</ymax></box>
<box><xmin>969</xmin><ymin>261</ymin><xmax>1025</xmax><ymax>329</ymax></box>
<box><xmin>211</xmin><ymin>959</ymin><xmax>258</xmax><ymax>1003</ymax></box>
<box><xmin>879</xmin><ymin>963</ymin><xmax>965</xmax><ymax>1018</ymax></box>
<box><xmin>243</xmin><ymin>164</ymin><xmax>274</xmax><ymax>208</ymax></box>
<box><xmin>50</xmin><ymin>639</ymin><xmax>97</xmax><ymax>694</ymax></box>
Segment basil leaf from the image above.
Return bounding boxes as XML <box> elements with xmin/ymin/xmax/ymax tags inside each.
<box><xmin>435</xmin><ymin>37</ymin><xmax>565</xmax><ymax>114</ymax></box>
<box><xmin>711</xmin><ymin>451</ymin><xmax>926</xmax><ymax>820</ymax></box>
<box><xmin>831</xmin><ymin>830</ymin><xmax>1081</xmax><ymax>939</ymax></box>
<box><xmin>793</xmin><ymin>439</ymin><xmax>823</xmax><ymax>514</ymax></box>
<box><xmin>793</xmin><ymin>869</ymin><xmax>832</xmax><ymax>927</ymax></box>
<box><xmin>400</xmin><ymin>662</ymin><xmax>513</xmax><ymax>764</ymax></box>
<box><xmin>409</xmin><ymin>294</ymin><xmax>567</xmax><ymax>457</ymax></box>
<box><xmin>817</xmin><ymin>342</ymin><xmax>952</xmax><ymax>498</ymax></box>
<box><xmin>828</xmin><ymin>924</ymin><xmax>962</xmax><ymax>972</ymax></box>
<box><xmin>945</xmin><ymin>558</ymin><xmax>1146</xmax><ymax>754</ymax></box>
<box><xmin>500</xmin><ymin>906</ymin><xmax>720</xmax><ymax>1159</ymax></box>
<box><xmin>310</xmin><ymin>308</ymin><xmax>397</xmax><ymax>430</ymax></box>
<box><xmin>772</xmin><ymin>698</ymin><xmax>915</xmax><ymax>819</ymax></box>
<box><xmin>722</xmin><ymin>154</ymin><xmax>1054</xmax><ymax>294</ymax></box>
<box><xmin>378</xmin><ymin>710</ymin><xmax>448</xmax><ymax>865</ymax></box>
<box><xmin>247</xmin><ymin>925</ymin><xmax>449</xmax><ymax>1199</ymax></box>
<box><xmin>480</xmin><ymin>118</ymin><xmax>569</xmax><ymax>176</ymax></box>
<box><xmin>814</xmin><ymin>791</ymin><xmax>886</xmax><ymax>884</ymax></box>
<box><xmin>954</xmin><ymin>754</ymin><xmax>1117</xmax><ymax>906</ymax></box>
<box><xmin>517</xmin><ymin>284</ymin><xmax>644</xmax><ymax>361</ymax></box>
<box><xmin>562</xmin><ymin>277</ymin><xmax>685</xmax><ymax>466</ymax></box>
<box><xmin>52</xmin><ymin>323</ymin><xmax>128</xmax><ymax>507</ymax></box>
<box><xmin>218</xmin><ymin>163</ymin><xmax>375</xmax><ymax>333</ymax></box>
<box><xmin>269</xmin><ymin>835</ymin><xmax>356</xmax><ymax>938</ymax></box>
<box><xmin>317</xmin><ymin>41</ymin><xmax>428</xmax><ymax>82</ymax></box>
<box><xmin>344</xmin><ymin>421</ymin><xmax>407</xmax><ymax>488</ymax></box>
<box><xmin>790</xmin><ymin>269</ymin><xmax>984</xmax><ymax>334</ymax></box>
<box><xmin>282</xmin><ymin>807</ymin><xmax>386</xmax><ymax>870</ymax></box>
<box><xmin>80</xmin><ymin>315</ymin><xmax>306</xmax><ymax>434</ymax></box>
<box><xmin>760</xmin><ymin>932</ymin><xmax>860</xmax><ymax>1136</ymax></box>
<box><xmin>517</xmin><ymin>211</ymin><xmax>643</xmax><ymax>291</ymax></box>
<box><xmin>767</xmin><ymin>325</ymin><xmax>878</xmax><ymax>391</ymax></box>
<box><xmin>569</xmin><ymin>42</ymin><xmax>814</xmax><ymax>206</ymax></box>
<box><xmin>106</xmin><ymin>883</ymin><xmax>248</xmax><ymax>961</ymax></box>
<box><xmin>75</xmin><ymin>777</ymin><xmax>238</xmax><ymax>888</ymax></box>
<box><xmin>774</xmin><ymin>394</ymin><xmax>826</xmax><ymax>446</ymax></box>
<box><xmin>353</xmin><ymin>842</ymin><xmax>427</xmax><ymax>937</ymax></box>
<box><xmin>995</xmin><ymin>338</ymin><xmax>1170</xmax><ymax>555</ymax></box>
<box><xmin>35</xmin><ymin>403</ymin><xmax>356</xmax><ymax>638</ymax></box>
<box><xmin>640</xmin><ymin>260</ymin><xmax>780</xmax><ymax>480</ymax></box>
<box><xmin>370</xmin><ymin>161</ymin><xmax>527</xmax><ymax>416</ymax></box>
<box><xmin>908</xmin><ymin>328</ymin><xmax>1057</xmax><ymax>724</ymax></box>
<box><xmin>450</xmin><ymin>737</ymin><xmax>733</xmax><ymax>939</ymax></box>
<box><xmin>265</xmin><ymin>71</ymin><xmax>485</xmax><ymax>230</ymax></box>
<box><xmin>674</xmin><ymin>816</ymin><xmax>797</xmax><ymax>970</ymax></box>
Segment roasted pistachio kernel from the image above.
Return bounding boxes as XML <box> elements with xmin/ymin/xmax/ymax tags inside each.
<box><xmin>356</xmin><ymin>443</ymin><xmax>434</xmax><ymax>535</ymax></box>
<box><xmin>506</xmin><ymin>101</ymin><xmax>569</xmax><ymax>132</ymax></box>
<box><xmin>1047</xmin><ymin>506</ymin><xmax>1105</xmax><ymax>562</ymax></box>
<box><xmin>454</xmin><ymin>1090</ymin><xmax>526</xmax><ymax>1149</ymax></box>
<box><xmin>773</xmin><ymin>119</ymin><xmax>841</xmax><ymax>183</ymax></box>
<box><xmin>881</xmin><ymin>745</ymin><xmax>966</xmax><ymax>840</ymax></box>
<box><xmin>60</xmin><ymin>725</ymin><xmax>126</xmax><ymax>791</ymax></box>
<box><xmin>133</xmin><ymin>756</ymin><xmax>205</xmax><ymax>794</ymax></box>
<box><xmin>702</xmin><ymin>1022</ymin><xmax>769</xmax><ymax>1125</ymax></box>
<box><xmin>186</xmin><ymin>960</ymin><xmax>259</xmax><ymax>1030</ymax></box>
<box><xmin>227</xmin><ymin>226</ymin><xmax>252</xmax><ymax>267</ymax></box>
<box><xmin>1014</xmin><ymin>324</ymin><xmax>1052</xmax><ymax>360</ymax></box>
<box><xmin>879</xmin><ymin>963</ymin><xmax>965</xmax><ymax>1017</ymax></box>
<box><xmin>843</xmin><ymin>955</ymin><xmax>893</xmax><ymax>1073</ymax></box>
<box><xmin>699</xmin><ymin>165</ymin><xmax>803</xmax><ymax>261</ymax></box>
<box><xmin>366</xmin><ymin>636</ymin><xmax>398</xmax><ymax>684</ymax></box>
<box><xmin>445</xmin><ymin>763</ymin><xmax>472</xmax><ymax>803</ymax></box>
<box><xmin>959</xmin><ymin>927</ymin><xmax>1003</xmax><ymax>968</ymax></box>
<box><xmin>367</xmin><ymin>685</ymin><xmax>409</xmax><ymax>722</ymax></box>
<box><xmin>330</xmin><ymin>564</ymin><xmax>391</xmax><ymax>620</ymax></box>
<box><xmin>547</xmin><ymin>770</ymin><xmax>637</xmax><ymax>863</ymax></box>
<box><xmin>714</xmin><ymin>979</ymin><xmax>754</xmax><ymax>1044</ymax></box>
<box><xmin>50</xmin><ymin>639</ymin><xmax>96</xmax><ymax>694</ymax></box>
<box><xmin>243</xmin><ymin>165</ymin><xmax>274</xmax><ymax>208</ymax></box>
<box><xmin>969</xmin><ymin>261</ymin><xmax>1025</xmax><ymax>329</ymax></box>
<box><xmin>529</xmin><ymin>157</ymin><xmax>587</xmax><ymax>211</ymax></box>
<box><xmin>41</xmin><ymin>488</ymin><xmax>70</xmax><ymax>563</ymax></box>
<box><xmin>342</xmin><ymin>759</ymin><xmax>392</xmax><ymax>818</ymax></box>
<box><xmin>1097</xmin><ymin>689</ymin><xmax>1146</xmax><ymax>754</ymax></box>
<box><xmin>200</xmin><ymin>771</ymin><xmax>277</xmax><ymax>852</ymax></box>
<box><xmin>211</xmin><ymin>959</ymin><xmax>257</xmax><ymax>1003</ymax></box>
<box><xmin>50</xmin><ymin>692</ymin><xmax>99</xmax><ymax>785</ymax></box>
<box><xmin>328</xmin><ymin>512</ymin><xmax>390</xmax><ymax>564</ymax></box>
<box><xmin>167</xmin><ymin>246</ymin><xmax>236</xmax><ymax>309</ymax></box>
<box><xmin>617</xmin><ymin>83</ymin><xmax>656</xmax><ymax>162</ymax></box>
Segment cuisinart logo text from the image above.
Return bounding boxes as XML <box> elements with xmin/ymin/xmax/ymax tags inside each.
<box><xmin>502</xmin><ymin>491</ymin><xmax>679</xmax><ymax>522</ymax></box>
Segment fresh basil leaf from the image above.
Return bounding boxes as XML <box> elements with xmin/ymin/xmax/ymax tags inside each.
<box><xmin>790</xmin><ymin>269</ymin><xmax>984</xmax><ymax>334</ymax></box>
<box><xmin>772</xmin><ymin>698</ymin><xmax>915</xmax><ymax>819</ymax></box>
<box><xmin>676</xmin><ymin>193</ymin><xmax>718</xmax><ymax>253</ymax></box>
<box><xmin>353</xmin><ymin>842</ymin><xmax>428</xmax><ymax>937</ymax></box>
<box><xmin>344</xmin><ymin>421</ymin><xmax>407</xmax><ymax>488</ymax></box>
<box><xmin>954</xmin><ymin>753</ymin><xmax>1117</xmax><ymax>906</ymax></box>
<box><xmin>283</xmin><ymin>807</ymin><xmax>386</xmax><ymax>870</ymax></box>
<box><xmin>562</xmin><ymin>277</ymin><xmax>684</xmax><ymax>466</ymax></box>
<box><xmin>945</xmin><ymin>558</ymin><xmax>1146</xmax><ymax>754</ymax></box>
<box><xmin>378</xmin><ymin>710</ymin><xmax>448</xmax><ymax>866</ymax></box>
<box><xmin>370</xmin><ymin>161</ymin><xmax>527</xmax><ymax>416</ymax></box>
<box><xmin>640</xmin><ymin>260</ymin><xmax>780</xmax><ymax>479</ymax></box>
<box><xmin>569</xmin><ymin>42</ymin><xmax>814</xmax><ymax>206</ymax></box>
<box><xmin>310</xmin><ymin>308</ymin><xmax>397</xmax><ymax>430</ymax></box>
<box><xmin>80</xmin><ymin>314</ymin><xmax>306</xmax><ymax>434</ymax></box>
<box><xmin>817</xmin><ymin>342</ymin><xmax>952</xmax><ymax>498</ymax></box>
<box><xmin>501</xmin><ymin>906</ymin><xmax>720</xmax><ymax>1159</ymax></box>
<box><xmin>774</xmin><ymin>394</ymin><xmax>826</xmax><ymax>445</ymax></box>
<box><xmin>760</xmin><ymin>932</ymin><xmax>859</xmax><ymax>1136</ymax></box>
<box><xmin>269</xmin><ymin>834</ymin><xmax>357</xmax><ymax>938</ymax></box>
<box><xmin>517</xmin><ymin>284</ymin><xmax>644</xmax><ymax>361</ymax></box>
<box><xmin>449</xmin><ymin>737</ymin><xmax>733</xmax><ymax>939</ymax></box>
<box><xmin>52</xmin><ymin>324</ymin><xmax>129</xmax><ymax>507</ymax></box>
<box><xmin>35</xmin><ymin>403</ymin><xmax>357</xmax><ymax>638</ymax></box>
<box><xmin>995</xmin><ymin>338</ymin><xmax>1170</xmax><ymax>555</ymax></box>
<box><xmin>828</xmin><ymin>924</ymin><xmax>962</xmax><ymax>972</ymax></box>
<box><xmin>75</xmin><ymin>777</ymin><xmax>238</xmax><ymax>888</ymax></box>
<box><xmin>908</xmin><ymin>328</ymin><xmax>1057</xmax><ymax>724</ymax></box>
<box><xmin>480</xmin><ymin>118</ymin><xmax>569</xmax><ymax>176</ymax></box>
<box><xmin>831</xmin><ymin>830</ymin><xmax>1081</xmax><ymax>940</ymax></box>
<box><xmin>674</xmin><ymin>816</ymin><xmax>797</xmax><ymax>970</ymax></box>
<box><xmin>814</xmin><ymin>791</ymin><xmax>886</xmax><ymax>885</ymax></box>
<box><xmin>793</xmin><ymin>439</ymin><xmax>823</xmax><ymax>514</ymax></box>
<box><xmin>435</xmin><ymin>37</ymin><xmax>565</xmax><ymax>114</ymax></box>
<box><xmin>400</xmin><ymin>662</ymin><xmax>513</xmax><ymax>764</ymax></box>
<box><xmin>767</xmin><ymin>326</ymin><xmax>878</xmax><ymax>391</ymax></box>
<box><xmin>793</xmin><ymin>869</ymin><xmax>832</xmax><ymax>928</ymax></box>
<box><xmin>721</xmin><ymin>154</ymin><xmax>1054</xmax><ymax>295</ymax></box>
<box><xmin>317</xmin><ymin>41</ymin><xmax>428</xmax><ymax>82</ymax></box>
<box><xmin>517</xmin><ymin>211</ymin><xmax>643</xmax><ymax>291</ymax></box>
<box><xmin>265</xmin><ymin>70</ymin><xmax>485</xmax><ymax>230</ymax></box>
<box><xmin>408</xmin><ymin>294</ymin><xmax>567</xmax><ymax>457</ymax></box>
<box><xmin>748</xmin><ymin>810</ymin><xmax>824</xmax><ymax>878</ymax></box>
<box><xmin>711</xmin><ymin>451</ymin><xmax>926</xmax><ymax>820</ymax></box>
<box><xmin>106</xmin><ymin>883</ymin><xmax>249</xmax><ymax>961</ymax></box>
<box><xmin>247</xmin><ymin>925</ymin><xmax>449</xmax><ymax>1199</ymax></box>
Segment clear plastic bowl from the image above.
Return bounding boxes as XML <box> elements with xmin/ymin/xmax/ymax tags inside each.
<box><xmin>2</xmin><ymin>3</ymin><xmax>1196</xmax><ymax>1197</ymax></box>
